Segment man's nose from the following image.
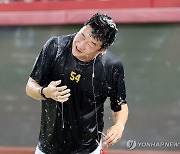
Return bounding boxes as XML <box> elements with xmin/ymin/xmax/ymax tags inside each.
<box><xmin>78</xmin><ymin>40</ymin><xmax>86</xmax><ymax>50</ymax></box>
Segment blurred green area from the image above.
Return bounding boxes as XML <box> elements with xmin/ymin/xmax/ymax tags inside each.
<box><xmin>0</xmin><ymin>24</ymin><xmax>180</xmax><ymax>150</ymax></box>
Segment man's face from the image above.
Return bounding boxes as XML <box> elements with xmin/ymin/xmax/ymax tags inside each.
<box><xmin>72</xmin><ymin>25</ymin><xmax>105</xmax><ymax>62</ymax></box>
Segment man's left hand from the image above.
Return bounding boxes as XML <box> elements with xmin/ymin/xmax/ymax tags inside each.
<box><xmin>103</xmin><ymin>124</ymin><xmax>124</xmax><ymax>147</ymax></box>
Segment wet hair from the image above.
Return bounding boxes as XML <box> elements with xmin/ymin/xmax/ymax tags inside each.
<box><xmin>84</xmin><ymin>13</ymin><xmax>118</xmax><ymax>49</ymax></box>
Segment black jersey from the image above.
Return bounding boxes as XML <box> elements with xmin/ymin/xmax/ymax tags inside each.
<box><xmin>30</xmin><ymin>34</ymin><xmax>127</xmax><ymax>154</ymax></box>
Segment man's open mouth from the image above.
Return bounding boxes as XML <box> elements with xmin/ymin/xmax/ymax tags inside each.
<box><xmin>76</xmin><ymin>46</ymin><xmax>83</xmax><ymax>53</ymax></box>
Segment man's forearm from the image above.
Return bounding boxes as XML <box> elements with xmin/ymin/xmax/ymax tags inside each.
<box><xmin>104</xmin><ymin>104</ymin><xmax>128</xmax><ymax>145</ymax></box>
<box><xmin>112</xmin><ymin>104</ymin><xmax>129</xmax><ymax>130</ymax></box>
<box><xmin>26</xmin><ymin>77</ymin><xmax>43</xmax><ymax>100</ymax></box>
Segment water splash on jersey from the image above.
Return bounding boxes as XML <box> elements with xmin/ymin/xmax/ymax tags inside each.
<box><xmin>57</xmin><ymin>102</ymin><xmax>64</xmax><ymax>128</ymax></box>
<box><xmin>91</xmin><ymin>56</ymin><xmax>100</xmax><ymax>142</ymax></box>
<box><xmin>61</xmin><ymin>102</ymin><xmax>64</xmax><ymax>128</ymax></box>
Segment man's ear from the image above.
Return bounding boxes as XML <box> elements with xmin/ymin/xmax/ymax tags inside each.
<box><xmin>99</xmin><ymin>48</ymin><xmax>107</xmax><ymax>54</ymax></box>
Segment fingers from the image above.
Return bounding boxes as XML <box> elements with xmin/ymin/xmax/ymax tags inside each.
<box><xmin>104</xmin><ymin>126</ymin><xmax>122</xmax><ymax>147</ymax></box>
<box><xmin>56</xmin><ymin>88</ymin><xmax>71</xmax><ymax>103</ymax></box>
<box><xmin>56</xmin><ymin>86</ymin><xmax>68</xmax><ymax>92</ymax></box>
<box><xmin>58</xmin><ymin>88</ymin><xmax>71</xmax><ymax>96</ymax></box>
<box><xmin>104</xmin><ymin>131</ymin><xmax>115</xmax><ymax>146</ymax></box>
<box><xmin>57</xmin><ymin>94</ymin><xmax>71</xmax><ymax>102</ymax></box>
<box><xmin>105</xmin><ymin>133</ymin><xmax>118</xmax><ymax>146</ymax></box>
<box><xmin>50</xmin><ymin>80</ymin><xmax>61</xmax><ymax>87</ymax></box>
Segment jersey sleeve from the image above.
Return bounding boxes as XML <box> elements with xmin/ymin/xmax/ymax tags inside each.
<box><xmin>29</xmin><ymin>36</ymin><xmax>58</xmax><ymax>86</ymax></box>
<box><xmin>110</xmin><ymin>62</ymin><xmax>127</xmax><ymax>112</ymax></box>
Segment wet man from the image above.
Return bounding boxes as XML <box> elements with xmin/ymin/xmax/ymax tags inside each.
<box><xmin>26</xmin><ymin>13</ymin><xmax>128</xmax><ymax>154</ymax></box>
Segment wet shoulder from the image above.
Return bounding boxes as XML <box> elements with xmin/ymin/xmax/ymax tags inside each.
<box><xmin>101</xmin><ymin>51</ymin><xmax>124</xmax><ymax>72</ymax></box>
<box><xmin>43</xmin><ymin>36</ymin><xmax>57</xmax><ymax>50</ymax></box>
<box><xmin>57</xmin><ymin>33</ymin><xmax>76</xmax><ymax>47</ymax></box>
<box><xmin>43</xmin><ymin>34</ymin><xmax>75</xmax><ymax>50</ymax></box>
<box><xmin>42</xmin><ymin>34</ymin><xmax>75</xmax><ymax>58</ymax></box>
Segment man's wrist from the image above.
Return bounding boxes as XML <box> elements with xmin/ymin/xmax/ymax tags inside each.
<box><xmin>39</xmin><ymin>87</ymin><xmax>47</xmax><ymax>100</ymax></box>
<box><xmin>115</xmin><ymin>123</ymin><xmax>125</xmax><ymax>131</ymax></box>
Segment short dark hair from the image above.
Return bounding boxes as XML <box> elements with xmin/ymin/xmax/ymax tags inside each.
<box><xmin>84</xmin><ymin>13</ymin><xmax>118</xmax><ymax>49</ymax></box>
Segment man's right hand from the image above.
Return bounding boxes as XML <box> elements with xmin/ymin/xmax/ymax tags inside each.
<box><xmin>43</xmin><ymin>80</ymin><xmax>71</xmax><ymax>103</ymax></box>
